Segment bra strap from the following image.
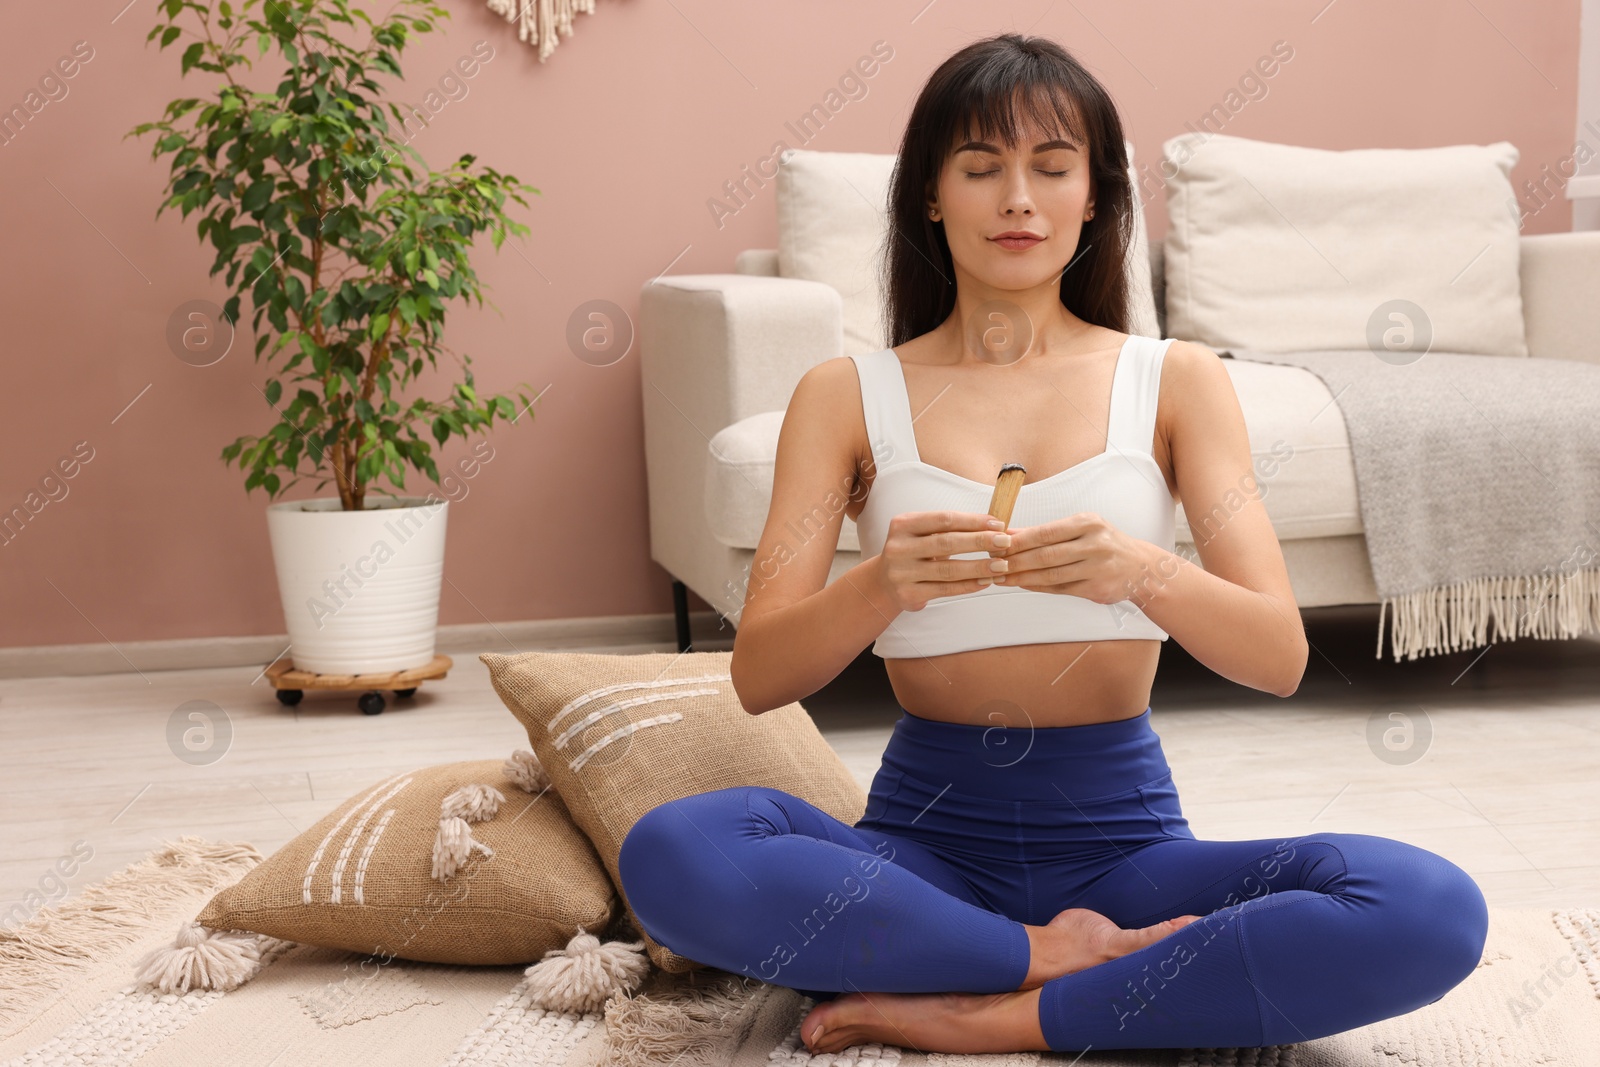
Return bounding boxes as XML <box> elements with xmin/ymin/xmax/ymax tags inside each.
<box><xmin>1105</xmin><ymin>335</ymin><xmax>1172</xmax><ymax>457</ymax></box>
<box><xmin>847</xmin><ymin>350</ymin><xmax>917</xmax><ymax>475</ymax></box>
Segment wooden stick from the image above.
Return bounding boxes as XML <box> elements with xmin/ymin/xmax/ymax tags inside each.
<box><xmin>987</xmin><ymin>463</ymin><xmax>1027</xmax><ymax>529</ymax></box>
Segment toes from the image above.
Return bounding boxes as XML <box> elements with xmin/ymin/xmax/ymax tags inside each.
<box><xmin>1135</xmin><ymin>923</ymin><xmax>1171</xmax><ymax>944</ymax></box>
<box><xmin>802</xmin><ymin>1010</ymin><xmax>840</xmax><ymax>1053</ymax></box>
<box><xmin>1108</xmin><ymin>917</ymin><xmax>1190</xmax><ymax>956</ymax></box>
<box><xmin>1148</xmin><ymin>915</ymin><xmax>1196</xmax><ymax>937</ymax></box>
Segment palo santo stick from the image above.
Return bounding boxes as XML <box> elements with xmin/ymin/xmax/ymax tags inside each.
<box><xmin>987</xmin><ymin>463</ymin><xmax>1027</xmax><ymax>529</ymax></box>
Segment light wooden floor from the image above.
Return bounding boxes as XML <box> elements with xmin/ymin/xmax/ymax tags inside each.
<box><xmin>2</xmin><ymin>605</ymin><xmax>1598</xmax><ymax>919</ymax></box>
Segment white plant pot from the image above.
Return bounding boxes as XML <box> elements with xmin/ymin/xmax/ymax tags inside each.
<box><xmin>265</xmin><ymin>495</ymin><xmax>448</xmax><ymax>675</ymax></box>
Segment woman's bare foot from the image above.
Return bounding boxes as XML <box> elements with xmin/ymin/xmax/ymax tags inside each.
<box><xmin>1020</xmin><ymin>907</ymin><xmax>1202</xmax><ymax>989</ymax></box>
<box><xmin>800</xmin><ymin>987</ymin><xmax>1048</xmax><ymax>1055</ymax></box>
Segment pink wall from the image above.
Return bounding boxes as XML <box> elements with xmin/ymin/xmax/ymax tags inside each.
<box><xmin>0</xmin><ymin>0</ymin><xmax>1581</xmax><ymax>650</ymax></box>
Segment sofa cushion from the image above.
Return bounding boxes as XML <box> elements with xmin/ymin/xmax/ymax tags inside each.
<box><xmin>1199</xmin><ymin>357</ymin><xmax>1362</xmax><ymax>542</ymax></box>
<box><xmin>1161</xmin><ymin>132</ymin><xmax>1527</xmax><ymax>358</ymax></box>
<box><xmin>776</xmin><ymin>141</ymin><xmax>1162</xmax><ymax>358</ymax></box>
<box><xmin>706</xmin><ymin>358</ymin><xmax>1361</xmax><ymax>550</ymax></box>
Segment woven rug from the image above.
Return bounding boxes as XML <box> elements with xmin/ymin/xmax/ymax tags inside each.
<box><xmin>3</xmin><ymin>839</ymin><xmax>1596</xmax><ymax>1066</ymax></box>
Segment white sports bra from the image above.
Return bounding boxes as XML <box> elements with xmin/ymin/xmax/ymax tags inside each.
<box><xmin>847</xmin><ymin>334</ymin><xmax>1178</xmax><ymax>658</ymax></box>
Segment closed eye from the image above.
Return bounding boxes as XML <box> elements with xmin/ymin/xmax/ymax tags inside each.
<box><xmin>966</xmin><ymin>169</ymin><xmax>1069</xmax><ymax>178</ymax></box>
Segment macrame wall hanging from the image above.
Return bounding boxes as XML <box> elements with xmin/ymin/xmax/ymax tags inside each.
<box><xmin>485</xmin><ymin>0</ymin><xmax>603</xmax><ymax>62</ymax></box>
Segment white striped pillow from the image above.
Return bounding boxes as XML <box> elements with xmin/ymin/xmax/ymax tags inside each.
<box><xmin>195</xmin><ymin>758</ymin><xmax>615</xmax><ymax>964</ymax></box>
<box><xmin>481</xmin><ymin>649</ymin><xmax>867</xmax><ymax>975</ymax></box>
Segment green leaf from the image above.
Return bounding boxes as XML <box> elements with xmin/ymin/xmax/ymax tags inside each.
<box><xmin>241</xmin><ymin>178</ymin><xmax>274</xmax><ymax>212</ymax></box>
<box><xmin>264</xmin><ymin>379</ymin><xmax>283</xmax><ymax>405</ymax></box>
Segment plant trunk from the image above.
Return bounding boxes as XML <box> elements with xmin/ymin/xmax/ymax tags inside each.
<box><xmin>332</xmin><ymin>437</ymin><xmax>364</xmax><ymax>511</ymax></box>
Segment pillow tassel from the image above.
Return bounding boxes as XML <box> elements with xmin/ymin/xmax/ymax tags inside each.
<box><xmin>431</xmin><ymin>815</ymin><xmax>494</xmax><ymax>880</ymax></box>
<box><xmin>522</xmin><ymin>926</ymin><xmax>650</xmax><ymax>1014</ymax></box>
<box><xmin>133</xmin><ymin>921</ymin><xmax>266</xmax><ymax>994</ymax></box>
<box><xmin>440</xmin><ymin>782</ymin><xmax>505</xmax><ymax>822</ymax></box>
<box><xmin>503</xmin><ymin>749</ymin><xmax>551</xmax><ymax>793</ymax></box>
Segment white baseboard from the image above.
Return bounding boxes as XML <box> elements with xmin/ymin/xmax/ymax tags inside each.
<box><xmin>0</xmin><ymin>611</ymin><xmax>736</xmax><ymax>680</ymax></box>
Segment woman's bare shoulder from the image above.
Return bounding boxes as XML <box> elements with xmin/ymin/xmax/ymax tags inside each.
<box><xmin>1158</xmin><ymin>339</ymin><xmax>1230</xmax><ymax>403</ymax></box>
<box><xmin>783</xmin><ymin>356</ymin><xmax>871</xmax><ymax>465</ymax></box>
<box><xmin>791</xmin><ymin>355</ymin><xmax>867</xmax><ymax>418</ymax></box>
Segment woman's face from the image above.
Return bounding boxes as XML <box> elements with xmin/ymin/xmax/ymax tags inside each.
<box><xmin>928</xmin><ymin>112</ymin><xmax>1095</xmax><ymax>290</ymax></box>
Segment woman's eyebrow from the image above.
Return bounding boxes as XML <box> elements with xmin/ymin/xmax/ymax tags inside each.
<box><xmin>954</xmin><ymin>138</ymin><xmax>1080</xmax><ymax>155</ymax></box>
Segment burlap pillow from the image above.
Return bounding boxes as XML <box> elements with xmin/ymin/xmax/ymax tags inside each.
<box><xmin>196</xmin><ymin>758</ymin><xmax>616</xmax><ymax>965</ymax></box>
<box><xmin>479</xmin><ymin>649</ymin><xmax>867</xmax><ymax>973</ymax></box>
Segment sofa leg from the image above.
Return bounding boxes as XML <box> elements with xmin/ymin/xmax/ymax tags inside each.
<box><xmin>671</xmin><ymin>579</ymin><xmax>692</xmax><ymax>652</ymax></box>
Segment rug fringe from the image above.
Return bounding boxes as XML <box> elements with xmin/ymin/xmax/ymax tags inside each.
<box><xmin>602</xmin><ymin>970</ymin><xmax>765</xmax><ymax>1067</ymax></box>
<box><xmin>0</xmin><ymin>837</ymin><xmax>262</xmax><ymax>1033</ymax></box>
<box><xmin>1379</xmin><ymin>565</ymin><xmax>1600</xmax><ymax>661</ymax></box>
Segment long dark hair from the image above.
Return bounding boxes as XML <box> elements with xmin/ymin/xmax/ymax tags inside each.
<box><xmin>881</xmin><ymin>33</ymin><xmax>1135</xmax><ymax>348</ymax></box>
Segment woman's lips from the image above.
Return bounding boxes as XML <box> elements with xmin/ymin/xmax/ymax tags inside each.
<box><xmin>992</xmin><ymin>236</ymin><xmax>1043</xmax><ymax>250</ymax></box>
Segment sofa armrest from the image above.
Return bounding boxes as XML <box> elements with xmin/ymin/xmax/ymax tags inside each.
<box><xmin>640</xmin><ymin>273</ymin><xmax>843</xmax><ymax>434</ymax></box>
<box><xmin>1520</xmin><ymin>231</ymin><xmax>1600</xmax><ymax>365</ymax></box>
<box><xmin>639</xmin><ymin>273</ymin><xmax>843</xmax><ymax>613</ymax></box>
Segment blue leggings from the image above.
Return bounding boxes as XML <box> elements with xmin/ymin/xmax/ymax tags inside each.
<box><xmin>616</xmin><ymin>707</ymin><xmax>1489</xmax><ymax>1051</ymax></box>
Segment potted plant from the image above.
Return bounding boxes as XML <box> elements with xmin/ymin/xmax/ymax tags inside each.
<box><xmin>132</xmin><ymin>0</ymin><xmax>540</xmax><ymax>674</ymax></box>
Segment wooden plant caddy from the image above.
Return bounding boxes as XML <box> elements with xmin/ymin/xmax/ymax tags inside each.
<box><xmin>264</xmin><ymin>653</ymin><xmax>453</xmax><ymax>715</ymax></box>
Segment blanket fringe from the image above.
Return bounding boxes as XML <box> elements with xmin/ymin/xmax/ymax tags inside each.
<box><xmin>0</xmin><ymin>837</ymin><xmax>262</xmax><ymax>1032</ymax></box>
<box><xmin>1379</xmin><ymin>565</ymin><xmax>1600</xmax><ymax>661</ymax></box>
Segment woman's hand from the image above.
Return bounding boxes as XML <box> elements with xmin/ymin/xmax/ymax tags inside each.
<box><xmin>990</xmin><ymin>512</ymin><xmax>1151</xmax><ymax>604</ymax></box>
<box><xmin>872</xmin><ymin>510</ymin><xmax>1014</xmax><ymax>612</ymax></box>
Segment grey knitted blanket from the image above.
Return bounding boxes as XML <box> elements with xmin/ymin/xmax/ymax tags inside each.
<box><xmin>1219</xmin><ymin>347</ymin><xmax>1600</xmax><ymax>661</ymax></box>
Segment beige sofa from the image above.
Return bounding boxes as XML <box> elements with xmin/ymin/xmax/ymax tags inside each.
<box><xmin>640</xmin><ymin>232</ymin><xmax>1600</xmax><ymax>652</ymax></box>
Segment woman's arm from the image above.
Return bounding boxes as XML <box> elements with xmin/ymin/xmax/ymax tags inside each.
<box><xmin>729</xmin><ymin>358</ymin><xmax>905</xmax><ymax>715</ymax></box>
<box><xmin>1128</xmin><ymin>341</ymin><xmax>1309</xmax><ymax>696</ymax></box>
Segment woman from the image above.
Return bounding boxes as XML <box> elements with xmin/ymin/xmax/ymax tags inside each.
<box><xmin>616</xmin><ymin>32</ymin><xmax>1488</xmax><ymax>1055</ymax></box>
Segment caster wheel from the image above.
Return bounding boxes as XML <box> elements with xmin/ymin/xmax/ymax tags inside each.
<box><xmin>276</xmin><ymin>689</ymin><xmax>303</xmax><ymax>706</ymax></box>
<box><xmin>359</xmin><ymin>691</ymin><xmax>386</xmax><ymax>715</ymax></box>
<box><xmin>394</xmin><ymin>687</ymin><xmax>417</xmax><ymax>699</ymax></box>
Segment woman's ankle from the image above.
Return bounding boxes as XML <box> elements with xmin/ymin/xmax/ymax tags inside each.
<box><xmin>1018</xmin><ymin>923</ymin><xmax>1057</xmax><ymax>989</ymax></box>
